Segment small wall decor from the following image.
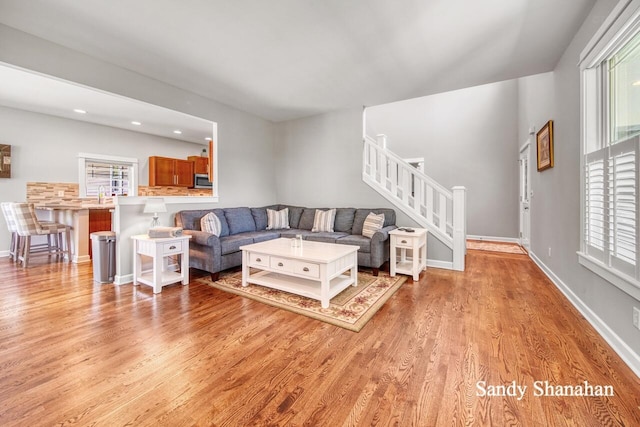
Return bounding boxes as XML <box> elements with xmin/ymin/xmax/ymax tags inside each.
<box><xmin>536</xmin><ymin>120</ymin><xmax>554</xmax><ymax>171</ymax></box>
<box><xmin>0</xmin><ymin>144</ymin><xmax>11</xmax><ymax>178</ymax></box>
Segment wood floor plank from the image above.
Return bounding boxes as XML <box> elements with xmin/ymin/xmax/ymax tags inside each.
<box><xmin>1</xmin><ymin>251</ymin><xmax>640</xmax><ymax>426</ymax></box>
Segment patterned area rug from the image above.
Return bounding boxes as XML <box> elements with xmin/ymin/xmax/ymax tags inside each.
<box><xmin>467</xmin><ymin>240</ymin><xmax>527</xmax><ymax>254</ymax></box>
<box><xmin>199</xmin><ymin>270</ymin><xmax>406</xmax><ymax>332</ymax></box>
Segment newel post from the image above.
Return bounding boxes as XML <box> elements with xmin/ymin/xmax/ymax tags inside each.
<box><xmin>452</xmin><ymin>186</ymin><xmax>467</xmax><ymax>271</ymax></box>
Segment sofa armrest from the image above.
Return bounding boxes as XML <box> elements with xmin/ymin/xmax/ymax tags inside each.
<box><xmin>371</xmin><ymin>225</ymin><xmax>397</xmax><ymax>244</ymax></box>
<box><xmin>183</xmin><ymin>229</ymin><xmax>221</xmax><ymax>247</ymax></box>
<box><xmin>182</xmin><ymin>230</ymin><xmax>222</xmax><ymax>275</ymax></box>
<box><xmin>367</xmin><ymin>225</ymin><xmax>397</xmax><ymax>268</ymax></box>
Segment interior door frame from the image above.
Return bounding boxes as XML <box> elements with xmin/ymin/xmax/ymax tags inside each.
<box><xmin>519</xmin><ymin>141</ymin><xmax>531</xmax><ymax>251</ymax></box>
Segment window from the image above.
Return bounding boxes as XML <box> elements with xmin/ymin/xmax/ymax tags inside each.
<box><xmin>78</xmin><ymin>153</ymin><xmax>138</xmax><ymax>198</ymax></box>
<box><xmin>580</xmin><ymin>0</ymin><xmax>640</xmax><ymax>292</ymax></box>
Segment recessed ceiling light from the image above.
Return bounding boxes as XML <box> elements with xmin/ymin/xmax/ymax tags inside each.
<box><xmin>73</xmin><ymin>109</ymin><xmax>87</xmax><ymax>114</ymax></box>
<box><xmin>633</xmin><ymin>80</ymin><xmax>640</xmax><ymax>86</ymax></box>
<box><xmin>173</xmin><ymin>130</ymin><xmax>182</xmax><ymax>134</ymax></box>
<box><xmin>131</xmin><ymin>121</ymin><xmax>142</xmax><ymax>126</ymax></box>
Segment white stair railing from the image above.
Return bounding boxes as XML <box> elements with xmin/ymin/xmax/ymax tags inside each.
<box><xmin>362</xmin><ymin>135</ymin><xmax>466</xmax><ymax>271</ymax></box>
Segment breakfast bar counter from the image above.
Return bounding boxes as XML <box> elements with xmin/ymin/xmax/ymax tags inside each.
<box><xmin>35</xmin><ymin>203</ymin><xmax>115</xmax><ymax>263</ymax></box>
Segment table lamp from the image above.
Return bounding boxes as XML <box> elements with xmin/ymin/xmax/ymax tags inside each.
<box><xmin>143</xmin><ymin>197</ymin><xmax>167</xmax><ymax>228</ymax></box>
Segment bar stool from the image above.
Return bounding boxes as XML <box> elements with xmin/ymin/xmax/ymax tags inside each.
<box><xmin>1</xmin><ymin>202</ymin><xmax>19</xmax><ymax>262</ymax></box>
<box><xmin>10</xmin><ymin>202</ymin><xmax>71</xmax><ymax>268</ymax></box>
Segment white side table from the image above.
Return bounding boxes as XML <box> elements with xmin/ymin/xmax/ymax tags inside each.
<box><xmin>132</xmin><ymin>234</ymin><xmax>191</xmax><ymax>293</ymax></box>
<box><xmin>389</xmin><ymin>228</ymin><xmax>428</xmax><ymax>281</ymax></box>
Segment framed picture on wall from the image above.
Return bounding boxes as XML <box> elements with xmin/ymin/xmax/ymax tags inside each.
<box><xmin>536</xmin><ymin>120</ymin><xmax>554</xmax><ymax>171</ymax></box>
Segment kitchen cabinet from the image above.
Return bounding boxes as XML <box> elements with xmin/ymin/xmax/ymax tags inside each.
<box><xmin>188</xmin><ymin>156</ymin><xmax>209</xmax><ymax>175</ymax></box>
<box><xmin>88</xmin><ymin>209</ymin><xmax>112</xmax><ymax>257</ymax></box>
<box><xmin>149</xmin><ymin>156</ymin><xmax>194</xmax><ymax>187</ymax></box>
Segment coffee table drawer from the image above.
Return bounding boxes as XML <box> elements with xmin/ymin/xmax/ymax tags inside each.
<box><xmin>293</xmin><ymin>261</ymin><xmax>319</xmax><ymax>279</ymax></box>
<box><xmin>250</xmin><ymin>253</ymin><xmax>270</xmax><ymax>268</ymax></box>
<box><xmin>270</xmin><ymin>256</ymin><xmax>293</xmax><ymax>273</ymax></box>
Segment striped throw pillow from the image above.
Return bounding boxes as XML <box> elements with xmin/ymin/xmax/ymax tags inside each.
<box><xmin>312</xmin><ymin>209</ymin><xmax>336</xmax><ymax>232</ymax></box>
<box><xmin>362</xmin><ymin>212</ymin><xmax>385</xmax><ymax>238</ymax></box>
<box><xmin>266</xmin><ymin>208</ymin><xmax>290</xmax><ymax>230</ymax></box>
<box><xmin>201</xmin><ymin>212</ymin><xmax>222</xmax><ymax>236</ymax></box>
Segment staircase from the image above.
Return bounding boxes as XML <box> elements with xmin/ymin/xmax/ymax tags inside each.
<box><xmin>362</xmin><ymin>135</ymin><xmax>466</xmax><ymax>271</ymax></box>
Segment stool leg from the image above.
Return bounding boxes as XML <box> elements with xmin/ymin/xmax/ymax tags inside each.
<box><xmin>9</xmin><ymin>232</ymin><xmax>16</xmax><ymax>262</ymax></box>
<box><xmin>22</xmin><ymin>236</ymin><xmax>31</xmax><ymax>268</ymax></box>
<box><xmin>65</xmin><ymin>228</ymin><xmax>71</xmax><ymax>262</ymax></box>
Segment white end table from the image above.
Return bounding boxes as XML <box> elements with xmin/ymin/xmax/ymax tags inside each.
<box><xmin>389</xmin><ymin>228</ymin><xmax>428</xmax><ymax>281</ymax></box>
<box><xmin>132</xmin><ymin>234</ymin><xmax>191</xmax><ymax>293</ymax></box>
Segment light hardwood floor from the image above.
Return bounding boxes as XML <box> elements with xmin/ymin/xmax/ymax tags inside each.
<box><xmin>1</xmin><ymin>250</ymin><xmax>639</xmax><ymax>426</ymax></box>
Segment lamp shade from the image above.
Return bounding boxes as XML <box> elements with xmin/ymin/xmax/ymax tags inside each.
<box><xmin>143</xmin><ymin>197</ymin><xmax>167</xmax><ymax>214</ymax></box>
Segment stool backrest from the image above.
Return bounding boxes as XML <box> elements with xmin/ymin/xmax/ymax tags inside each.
<box><xmin>11</xmin><ymin>203</ymin><xmax>43</xmax><ymax>236</ymax></box>
<box><xmin>1</xmin><ymin>202</ymin><xmax>18</xmax><ymax>232</ymax></box>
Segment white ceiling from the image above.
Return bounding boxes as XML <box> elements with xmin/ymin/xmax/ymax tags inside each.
<box><xmin>0</xmin><ymin>64</ymin><xmax>215</xmax><ymax>144</ymax></box>
<box><xmin>0</xmin><ymin>0</ymin><xmax>596</xmax><ymax>122</ymax></box>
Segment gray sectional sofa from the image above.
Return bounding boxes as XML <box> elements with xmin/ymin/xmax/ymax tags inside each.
<box><xmin>174</xmin><ymin>205</ymin><xmax>397</xmax><ymax>280</ymax></box>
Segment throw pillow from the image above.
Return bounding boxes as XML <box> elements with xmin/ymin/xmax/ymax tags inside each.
<box><xmin>312</xmin><ymin>208</ymin><xmax>336</xmax><ymax>232</ymax></box>
<box><xmin>266</xmin><ymin>208</ymin><xmax>290</xmax><ymax>230</ymax></box>
<box><xmin>362</xmin><ymin>212</ymin><xmax>385</xmax><ymax>238</ymax></box>
<box><xmin>201</xmin><ymin>212</ymin><xmax>222</xmax><ymax>236</ymax></box>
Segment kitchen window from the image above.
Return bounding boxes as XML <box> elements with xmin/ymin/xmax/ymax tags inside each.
<box><xmin>78</xmin><ymin>153</ymin><xmax>138</xmax><ymax>198</ymax></box>
<box><xmin>579</xmin><ymin>0</ymin><xmax>640</xmax><ymax>298</ymax></box>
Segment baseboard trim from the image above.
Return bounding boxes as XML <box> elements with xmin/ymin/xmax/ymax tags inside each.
<box><xmin>529</xmin><ymin>250</ymin><xmax>640</xmax><ymax>378</ymax></box>
<box><xmin>427</xmin><ymin>259</ymin><xmax>453</xmax><ymax>270</ymax></box>
<box><xmin>467</xmin><ymin>234</ymin><xmax>520</xmax><ymax>244</ymax></box>
<box><xmin>0</xmin><ymin>250</ymin><xmax>9</xmax><ymax>258</ymax></box>
<box><xmin>114</xmin><ymin>274</ymin><xmax>133</xmax><ymax>285</ymax></box>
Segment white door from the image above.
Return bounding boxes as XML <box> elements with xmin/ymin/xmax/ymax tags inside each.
<box><xmin>519</xmin><ymin>144</ymin><xmax>531</xmax><ymax>251</ymax></box>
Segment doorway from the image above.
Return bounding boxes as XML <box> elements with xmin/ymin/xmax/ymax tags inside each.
<box><xmin>519</xmin><ymin>143</ymin><xmax>531</xmax><ymax>252</ymax></box>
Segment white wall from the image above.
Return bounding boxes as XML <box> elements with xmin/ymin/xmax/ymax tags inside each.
<box><xmin>520</xmin><ymin>0</ymin><xmax>640</xmax><ymax>374</ymax></box>
<box><xmin>366</xmin><ymin>80</ymin><xmax>520</xmax><ymax>239</ymax></box>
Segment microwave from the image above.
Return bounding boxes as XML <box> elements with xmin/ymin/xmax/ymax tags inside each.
<box><xmin>194</xmin><ymin>174</ymin><xmax>213</xmax><ymax>189</ymax></box>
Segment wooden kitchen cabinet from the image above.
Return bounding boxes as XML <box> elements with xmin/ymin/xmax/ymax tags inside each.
<box><xmin>188</xmin><ymin>156</ymin><xmax>209</xmax><ymax>175</ymax></box>
<box><xmin>88</xmin><ymin>209</ymin><xmax>112</xmax><ymax>257</ymax></box>
<box><xmin>149</xmin><ymin>156</ymin><xmax>194</xmax><ymax>187</ymax></box>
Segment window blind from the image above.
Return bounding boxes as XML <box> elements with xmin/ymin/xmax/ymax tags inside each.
<box><xmin>85</xmin><ymin>161</ymin><xmax>131</xmax><ymax>197</ymax></box>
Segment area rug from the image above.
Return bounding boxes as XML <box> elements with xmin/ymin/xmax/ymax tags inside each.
<box><xmin>199</xmin><ymin>270</ymin><xmax>407</xmax><ymax>332</ymax></box>
<box><xmin>467</xmin><ymin>239</ymin><xmax>527</xmax><ymax>254</ymax></box>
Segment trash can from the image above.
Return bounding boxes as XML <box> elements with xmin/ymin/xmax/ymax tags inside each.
<box><xmin>91</xmin><ymin>231</ymin><xmax>116</xmax><ymax>283</ymax></box>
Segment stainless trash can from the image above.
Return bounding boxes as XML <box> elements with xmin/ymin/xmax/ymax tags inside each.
<box><xmin>91</xmin><ymin>231</ymin><xmax>116</xmax><ymax>283</ymax></box>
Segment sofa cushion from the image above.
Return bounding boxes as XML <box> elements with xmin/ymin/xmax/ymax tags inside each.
<box><xmin>220</xmin><ymin>234</ymin><xmax>255</xmax><ymax>255</ymax></box>
<box><xmin>201</xmin><ymin>212</ymin><xmax>222</xmax><ymax>236</ymax></box>
<box><xmin>337</xmin><ymin>235</ymin><xmax>372</xmax><ymax>253</ymax></box>
<box><xmin>334</xmin><ymin>208</ymin><xmax>356</xmax><ymax>233</ymax></box>
<box><xmin>299</xmin><ymin>208</ymin><xmax>328</xmax><ymax>230</ymax></box>
<box><xmin>224</xmin><ymin>207</ymin><xmax>257</xmax><ymax>235</ymax></box>
<box><xmin>278</xmin><ymin>205</ymin><xmax>304</xmax><ymax>228</ymax></box>
<box><xmin>250</xmin><ymin>208</ymin><xmax>269</xmax><ymax>231</ymax></box>
<box><xmin>312</xmin><ymin>209</ymin><xmax>336</xmax><ymax>232</ymax></box>
<box><xmin>266</xmin><ymin>208</ymin><xmax>290</xmax><ymax>230</ymax></box>
<box><xmin>305</xmin><ymin>231</ymin><xmax>349</xmax><ymax>244</ymax></box>
<box><xmin>243</xmin><ymin>230</ymin><xmax>281</xmax><ymax>243</ymax></box>
<box><xmin>362</xmin><ymin>212</ymin><xmax>385</xmax><ymax>238</ymax></box>
<box><xmin>279</xmin><ymin>229</ymin><xmax>315</xmax><ymax>239</ymax></box>
<box><xmin>352</xmin><ymin>208</ymin><xmax>396</xmax><ymax>235</ymax></box>
<box><xmin>175</xmin><ymin>209</ymin><xmax>229</xmax><ymax>237</ymax></box>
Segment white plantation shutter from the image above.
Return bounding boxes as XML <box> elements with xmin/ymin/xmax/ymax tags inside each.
<box><xmin>584</xmin><ymin>136</ymin><xmax>639</xmax><ymax>278</ymax></box>
<box><xmin>609</xmin><ymin>139</ymin><xmax>637</xmax><ymax>275</ymax></box>
<box><xmin>585</xmin><ymin>154</ymin><xmax>606</xmax><ymax>255</ymax></box>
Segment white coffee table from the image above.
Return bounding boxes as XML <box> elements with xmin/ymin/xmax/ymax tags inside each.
<box><xmin>240</xmin><ymin>238</ymin><xmax>359</xmax><ymax>308</ymax></box>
